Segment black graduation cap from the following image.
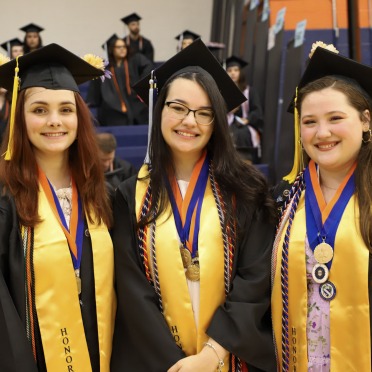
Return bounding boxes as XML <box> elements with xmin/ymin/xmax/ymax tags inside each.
<box><xmin>133</xmin><ymin>38</ymin><xmax>246</xmax><ymax>112</ymax></box>
<box><xmin>101</xmin><ymin>34</ymin><xmax>119</xmax><ymax>50</ymax></box>
<box><xmin>175</xmin><ymin>30</ymin><xmax>200</xmax><ymax>41</ymax></box>
<box><xmin>288</xmin><ymin>46</ymin><xmax>372</xmax><ymax>113</ymax></box>
<box><xmin>20</xmin><ymin>23</ymin><xmax>44</xmax><ymax>33</ymax></box>
<box><xmin>225</xmin><ymin>55</ymin><xmax>248</xmax><ymax>69</ymax></box>
<box><xmin>121</xmin><ymin>13</ymin><xmax>141</xmax><ymax>25</ymax></box>
<box><xmin>1</xmin><ymin>38</ymin><xmax>23</xmax><ymax>52</ymax></box>
<box><xmin>0</xmin><ymin>43</ymin><xmax>104</xmax><ymax>92</ymax></box>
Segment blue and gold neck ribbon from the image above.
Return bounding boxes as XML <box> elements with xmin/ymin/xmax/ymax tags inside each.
<box><xmin>304</xmin><ymin>160</ymin><xmax>356</xmax><ymax>268</ymax></box>
<box><xmin>165</xmin><ymin>152</ymin><xmax>209</xmax><ymax>258</ymax></box>
<box><xmin>38</xmin><ymin>169</ymin><xmax>84</xmax><ymax>271</ymax></box>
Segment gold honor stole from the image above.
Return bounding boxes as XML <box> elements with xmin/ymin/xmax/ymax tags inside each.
<box><xmin>136</xmin><ymin>165</ymin><xmax>229</xmax><ymax>371</ymax></box>
<box><xmin>272</xmin><ymin>192</ymin><xmax>371</xmax><ymax>371</ymax></box>
<box><xmin>33</xmin><ymin>185</ymin><xmax>116</xmax><ymax>371</ymax></box>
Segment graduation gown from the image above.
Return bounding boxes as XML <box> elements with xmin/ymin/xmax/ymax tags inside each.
<box><xmin>272</xmin><ymin>179</ymin><xmax>372</xmax><ymax>371</ymax></box>
<box><xmin>0</xmin><ymin>192</ymin><xmax>111</xmax><ymax>372</ymax></box>
<box><xmin>110</xmin><ymin>175</ymin><xmax>277</xmax><ymax>372</ymax></box>
<box><xmin>86</xmin><ymin>54</ymin><xmax>152</xmax><ymax>126</ymax></box>
<box><xmin>125</xmin><ymin>35</ymin><xmax>154</xmax><ymax>62</ymax></box>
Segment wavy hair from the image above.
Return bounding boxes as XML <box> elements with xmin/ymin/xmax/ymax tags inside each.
<box><xmin>139</xmin><ymin>69</ymin><xmax>276</xmax><ymax>231</ymax></box>
<box><xmin>0</xmin><ymin>90</ymin><xmax>112</xmax><ymax>228</ymax></box>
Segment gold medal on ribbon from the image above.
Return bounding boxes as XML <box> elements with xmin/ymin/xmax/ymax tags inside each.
<box><xmin>180</xmin><ymin>246</ymin><xmax>192</xmax><ymax>268</ymax></box>
<box><xmin>186</xmin><ymin>261</ymin><xmax>200</xmax><ymax>281</ymax></box>
<box><xmin>314</xmin><ymin>242</ymin><xmax>334</xmax><ymax>264</ymax></box>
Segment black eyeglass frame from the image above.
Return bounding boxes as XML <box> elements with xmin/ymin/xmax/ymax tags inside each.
<box><xmin>164</xmin><ymin>101</ymin><xmax>215</xmax><ymax>125</ymax></box>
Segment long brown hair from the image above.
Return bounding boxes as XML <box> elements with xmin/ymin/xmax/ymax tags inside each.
<box><xmin>139</xmin><ymin>70</ymin><xmax>276</xmax><ymax>231</ymax></box>
<box><xmin>297</xmin><ymin>76</ymin><xmax>372</xmax><ymax>249</ymax></box>
<box><xmin>0</xmin><ymin>90</ymin><xmax>112</xmax><ymax>228</ymax></box>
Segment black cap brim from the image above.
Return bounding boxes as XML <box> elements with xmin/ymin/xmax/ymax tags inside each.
<box><xmin>225</xmin><ymin>55</ymin><xmax>248</xmax><ymax>69</ymax></box>
<box><xmin>0</xmin><ymin>43</ymin><xmax>103</xmax><ymax>91</ymax></box>
<box><xmin>132</xmin><ymin>39</ymin><xmax>245</xmax><ymax>112</ymax></box>
<box><xmin>1</xmin><ymin>38</ymin><xmax>23</xmax><ymax>52</ymax></box>
<box><xmin>175</xmin><ymin>30</ymin><xmax>200</xmax><ymax>41</ymax></box>
<box><xmin>121</xmin><ymin>13</ymin><xmax>141</xmax><ymax>24</ymax></box>
<box><xmin>20</xmin><ymin>23</ymin><xmax>44</xmax><ymax>33</ymax></box>
<box><xmin>288</xmin><ymin>47</ymin><xmax>372</xmax><ymax>113</ymax></box>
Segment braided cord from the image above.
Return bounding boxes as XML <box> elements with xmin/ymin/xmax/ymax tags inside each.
<box><xmin>210</xmin><ymin>164</ymin><xmax>242</xmax><ymax>372</ymax></box>
<box><xmin>23</xmin><ymin>225</ymin><xmax>37</xmax><ymax>361</ymax></box>
<box><xmin>280</xmin><ymin>174</ymin><xmax>305</xmax><ymax>371</ymax></box>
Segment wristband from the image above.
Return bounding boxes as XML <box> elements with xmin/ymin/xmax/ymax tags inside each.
<box><xmin>203</xmin><ymin>342</ymin><xmax>224</xmax><ymax>371</ymax></box>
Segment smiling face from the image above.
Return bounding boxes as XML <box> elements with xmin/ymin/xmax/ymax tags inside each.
<box><xmin>161</xmin><ymin>78</ymin><xmax>214</xmax><ymax>163</ymax></box>
<box><xmin>24</xmin><ymin>88</ymin><xmax>78</xmax><ymax>163</ymax></box>
<box><xmin>300</xmin><ymin>87</ymin><xmax>370</xmax><ymax>176</ymax></box>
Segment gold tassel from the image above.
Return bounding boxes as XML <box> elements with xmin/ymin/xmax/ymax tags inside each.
<box><xmin>283</xmin><ymin>87</ymin><xmax>303</xmax><ymax>183</ymax></box>
<box><xmin>4</xmin><ymin>56</ymin><xmax>20</xmax><ymax>161</ymax></box>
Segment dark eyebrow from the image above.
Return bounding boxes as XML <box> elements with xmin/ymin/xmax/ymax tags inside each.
<box><xmin>171</xmin><ymin>99</ymin><xmax>213</xmax><ymax>110</ymax></box>
<box><xmin>29</xmin><ymin>100</ymin><xmax>76</xmax><ymax>106</ymax></box>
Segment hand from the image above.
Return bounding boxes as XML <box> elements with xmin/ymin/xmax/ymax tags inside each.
<box><xmin>168</xmin><ymin>339</ymin><xmax>227</xmax><ymax>372</ymax></box>
<box><xmin>167</xmin><ymin>348</ymin><xmax>220</xmax><ymax>372</ymax></box>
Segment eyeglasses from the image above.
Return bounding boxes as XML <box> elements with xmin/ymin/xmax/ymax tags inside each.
<box><xmin>164</xmin><ymin>101</ymin><xmax>214</xmax><ymax>125</ymax></box>
<box><xmin>114</xmin><ymin>45</ymin><xmax>127</xmax><ymax>49</ymax></box>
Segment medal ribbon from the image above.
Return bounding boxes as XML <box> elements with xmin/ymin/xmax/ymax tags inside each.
<box><xmin>39</xmin><ymin>169</ymin><xmax>84</xmax><ymax>271</ymax></box>
<box><xmin>304</xmin><ymin>160</ymin><xmax>356</xmax><ymax>268</ymax></box>
<box><xmin>165</xmin><ymin>152</ymin><xmax>209</xmax><ymax>257</ymax></box>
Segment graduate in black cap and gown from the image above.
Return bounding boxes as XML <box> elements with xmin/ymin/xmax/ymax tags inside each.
<box><xmin>20</xmin><ymin>23</ymin><xmax>44</xmax><ymax>54</ymax></box>
<box><xmin>272</xmin><ymin>42</ymin><xmax>372</xmax><ymax>371</ymax></box>
<box><xmin>225</xmin><ymin>56</ymin><xmax>263</xmax><ymax>164</ymax></box>
<box><xmin>110</xmin><ymin>39</ymin><xmax>277</xmax><ymax>372</ymax></box>
<box><xmin>121</xmin><ymin>13</ymin><xmax>154</xmax><ymax>62</ymax></box>
<box><xmin>0</xmin><ymin>43</ymin><xmax>115</xmax><ymax>372</ymax></box>
<box><xmin>87</xmin><ymin>34</ymin><xmax>152</xmax><ymax>125</ymax></box>
<box><xmin>1</xmin><ymin>38</ymin><xmax>24</xmax><ymax>59</ymax></box>
<box><xmin>175</xmin><ymin>30</ymin><xmax>200</xmax><ymax>51</ymax></box>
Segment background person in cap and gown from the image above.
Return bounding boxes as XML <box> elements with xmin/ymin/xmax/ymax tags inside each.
<box><xmin>121</xmin><ymin>12</ymin><xmax>154</xmax><ymax>63</ymax></box>
<box><xmin>20</xmin><ymin>23</ymin><xmax>44</xmax><ymax>54</ymax></box>
<box><xmin>175</xmin><ymin>30</ymin><xmax>200</xmax><ymax>51</ymax></box>
<box><xmin>0</xmin><ymin>44</ymin><xmax>115</xmax><ymax>371</ymax></box>
<box><xmin>271</xmin><ymin>42</ymin><xmax>372</xmax><ymax>371</ymax></box>
<box><xmin>225</xmin><ymin>56</ymin><xmax>263</xmax><ymax>164</ymax></box>
<box><xmin>110</xmin><ymin>39</ymin><xmax>277</xmax><ymax>372</ymax></box>
<box><xmin>87</xmin><ymin>34</ymin><xmax>152</xmax><ymax>125</ymax></box>
<box><xmin>1</xmin><ymin>38</ymin><xmax>24</xmax><ymax>59</ymax></box>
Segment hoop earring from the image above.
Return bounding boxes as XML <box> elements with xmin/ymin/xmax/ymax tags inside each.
<box><xmin>362</xmin><ymin>128</ymin><xmax>372</xmax><ymax>144</ymax></box>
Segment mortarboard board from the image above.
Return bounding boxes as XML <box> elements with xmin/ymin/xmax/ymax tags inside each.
<box><xmin>1</xmin><ymin>38</ymin><xmax>23</xmax><ymax>53</ymax></box>
<box><xmin>287</xmin><ymin>46</ymin><xmax>372</xmax><ymax>114</ymax></box>
<box><xmin>20</xmin><ymin>23</ymin><xmax>44</xmax><ymax>33</ymax></box>
<box><xmin>101</xmin><ymin>34</ymin><xmax>119</xmax><ymax>50</ymax></box>
<box><xmin>121</xmin><ymin>13</ymin><xmax>142</xmax><ymax>25</ymax></box>
<box><xmin>175</xmin><ymin>30</ymin><xmax>200</xmax><ymax>41</ymax></box>
<box><xmin>0</xmin><ymin>43</ymin><xmax>104</xmax><ymax>93</ymax></box>
<box><xmin>133</xmin><ymin>38</ymin><xmax>245</xmax><ymax>113</ymax></box>
<box><xmin>225</xmin><ymin>55</ymin><xmax>248</xmax><ymax>69</ymax></box>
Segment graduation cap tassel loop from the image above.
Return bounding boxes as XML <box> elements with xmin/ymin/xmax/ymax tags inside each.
<box><xmin>4</xmin><ymin>56</ymin><xmax>21</xmax><ymax>161</ymax></box>
<box><xmin>283</xmin><ymin>87</ymin><xmax>303</xmax><ymax>183</ymax></box>
<box><xmin>145</xmin><ymin>70</ymin><xmax>156</xmax><ymax>164</ymax></box>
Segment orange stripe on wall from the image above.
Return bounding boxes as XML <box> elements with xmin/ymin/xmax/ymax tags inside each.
<box><xmin>269</xmin><ymin>0</ymin><xmax>370</xmax><ymax>30</ymax></box>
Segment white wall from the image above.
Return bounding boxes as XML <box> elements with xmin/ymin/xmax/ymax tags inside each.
<box><xmin>0</xmin><ymin>0</ymin><xmax>213</xmax><ymax>62</ymax></box>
